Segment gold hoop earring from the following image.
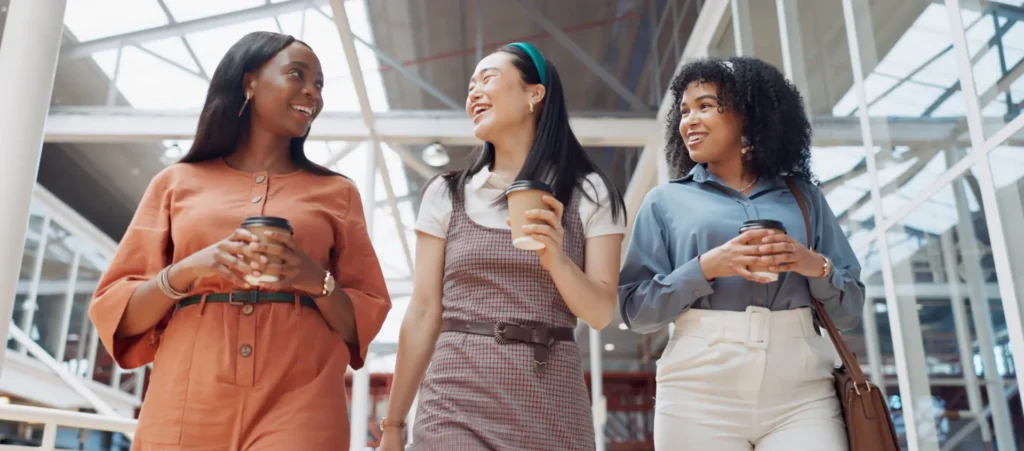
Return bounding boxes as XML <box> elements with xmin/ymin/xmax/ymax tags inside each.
<box><xmin>238</xmin><ymin>92</ymin><xmax>251</xmax><ymax>117</ymax></box>
<box><xmin>529</xmin><ymin>102</ymin><xmax>535</xmax><ymax>113</ymax></box>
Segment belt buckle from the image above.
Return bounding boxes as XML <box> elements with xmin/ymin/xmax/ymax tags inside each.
<box><xmin>228</xmin><ymin>290</ymin><xmax>259</xmax><ymax>306</ymax></box>
<box><xmin>493</xmin><ymin>321</ymin><xmax>519</xmax><ymax>346</ymax></box>
<box><xmin>744</xmin><ymin>307</ymin><xmax>770</xmax><ymax>350</ymax></box>
<box><xmin>532</xmin><ymin>327</ymin><xmax>553</xmax><ymax>369</ymax></box>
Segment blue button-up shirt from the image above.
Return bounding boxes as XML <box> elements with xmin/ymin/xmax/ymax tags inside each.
<box><xmin>618</xmin><ymin>164</ymin><xmax>865</xmax><ymax>333</ymax></box>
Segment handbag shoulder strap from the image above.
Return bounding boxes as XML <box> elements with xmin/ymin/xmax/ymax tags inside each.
<box><xmin>784</xmin><ymin>178</ymin><xmax>870</xmax><ymax>386</ymax></box>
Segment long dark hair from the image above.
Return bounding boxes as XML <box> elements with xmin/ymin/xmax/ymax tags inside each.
<box><xmin>440</xmin><ymin>44</ymin><xmax>625</xmax><ymax>223</ymax></box>
<box><xmin>179</xmin><ymin>31</ymin><xmax>336</xmax><ymax>176</ymax></box>
<box><xmin>664</xmin><ymin>56</ymin><xmax>813</xmax><ymax>182</ymax></box>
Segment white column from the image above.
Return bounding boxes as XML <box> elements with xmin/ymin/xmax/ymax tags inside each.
<box><xmin>405</xmin><ymin>391</ymin><xmax>419</xmax><ymax>444</ymax></box>
<box><xmin>860</xmin><ymin>299</ymin><xmax>885</xmax><ymax>388</ymax></box>
<box><xmin>349</xmin><ymin>145</ymin><xmax>377</xmax><ymax>451</ymax></box>
<box><xmin>729</xmin><ymin>0</ymin><xmax>754</xmax><ymax>56</ymax></box>
<box><xmin>350</xmin><ymin>352</ymin><xmax>372</xmax><ymax>451</ymax></box>
<box><xmin>0</xmin><ymin>0</ymin><xmax>69</xmax><ymax>373</ymax></box>
<box><xmin>775</xmin><ymin>0</ymin><xmax>812</xmax><ymax>114</ymax></box>
<box><xmin>948</xmin><ymin>151</ymin><xmax>1015</xmax><ymax>450</ymax></box>
<box><xmin>589</xmin><ymin>327</ymin><xmax>605</xmax><ymax>451</ymax></box>
<box><xmin>940</xmin><ymin>232</ymin><xmax>992</xmax><ymax>444</ymax></box>
<box><xmin>841</xmin><ymin>0</ymin><xmax>939</xmax><ymax>447</ymax></box>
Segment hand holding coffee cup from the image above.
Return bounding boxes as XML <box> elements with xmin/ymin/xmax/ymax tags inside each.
<box><xmin>754</xmin><ymin>227</ymin><xmax>825</xmax><ymax>279</ymax></box>
<box><xmin>739</xmin><ymin>220</ymin><xmax>787</xmax><ymax>282</ymax></box>
<box><xmin>240</xmin><ymin>216</ymin><xmax>293</xmax><ymax>286</ymax></box>
<box><xmin>697</xmin><ymin>227</ymin><xmax>779</xmax><ymax>283</ymax></box>
<box><xmin>504</xmin><ymin>180</ymin><xmax>557</xmax><ymax>251</ymax></box>
<box><xmin>241</xmin><ymin>216</ymin><xmax>329</xmax><ymax>293</ymax></box>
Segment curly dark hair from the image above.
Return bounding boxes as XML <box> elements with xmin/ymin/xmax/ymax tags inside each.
<box><xmin>664</xmin><ymin>56</ymin><xmax>814</xmax><ymax>182</ymax></box>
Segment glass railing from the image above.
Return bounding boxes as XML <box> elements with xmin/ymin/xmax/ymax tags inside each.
<box><xmin>6</xmin><ymin>185</ymin><xmax>144</xmax><ymax>404</ymax></box>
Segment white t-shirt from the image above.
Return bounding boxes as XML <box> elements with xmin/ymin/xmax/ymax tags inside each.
<box><xmin>415</xmin><ymin>166</ymin><xmax>626</xmax><ymax>239</ymax></box>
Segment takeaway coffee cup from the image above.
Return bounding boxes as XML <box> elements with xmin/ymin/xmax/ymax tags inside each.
<box><xmin>505</xmin><ymin>180</ymin><xmax>554</xmax><ymax>251</ymax></box>
<box><xmin>739</xmin><ymin>219</ymin><xmax>787</xmax><ymax>282</ymax></box>
<box><xmin>241</xmin><ymin>216</ymin><xmax>293</xmax><ymax>285</ymax></box>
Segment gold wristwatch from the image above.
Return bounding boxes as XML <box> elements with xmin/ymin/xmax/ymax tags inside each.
<box><xmin>318</xmin><ymin>270</ymin><xmax>336</xmax><ymax>297</ymax></box>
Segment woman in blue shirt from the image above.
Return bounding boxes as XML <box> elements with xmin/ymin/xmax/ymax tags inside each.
<box><xmin>619</xmin><ymin>57</ymin><xmax>865</xmax><ymax>450</ymax></box>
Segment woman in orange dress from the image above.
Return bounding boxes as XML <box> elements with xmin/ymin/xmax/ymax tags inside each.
<box><xmin>88</xmin><ymin>31</ymin><xmax>391</xmax><ymax>450</ymax></box>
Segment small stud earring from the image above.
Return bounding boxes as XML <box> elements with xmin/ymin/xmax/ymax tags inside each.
<box><xmin>238</xmin><ymin>91</ymin><xmax>252</xmax><ymax>117</ymax></box>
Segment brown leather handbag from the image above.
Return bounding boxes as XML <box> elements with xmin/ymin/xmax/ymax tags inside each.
<box><xmin>787</xmin><ymin>180</ymin><xmax>900</xmax><ymax>451</ymax></box>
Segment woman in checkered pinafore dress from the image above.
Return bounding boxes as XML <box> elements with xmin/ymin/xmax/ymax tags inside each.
<box><xmin>378</xmin><ymin>42</ymin><xmax>626</xmax><ymax>451</ymax></box>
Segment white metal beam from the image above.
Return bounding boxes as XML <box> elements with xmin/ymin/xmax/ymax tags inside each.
<box><xmin>321</xmin><ymin>141</ymin><xmax>363</xmax><ymax>169</ymax></box>
<box><xmin>43</xmin><ymin>108</ymin><xmax>1023</xmax><ymax>148</ymax></box>
<box><xmin>384</xmin><ymin>142</ymin><xmax>440</xmax><ymax>180</ymax></box>
<box><xmin>44</xmin><ymin>108</ymin><xmax>658</xmax><ymax>147</ymax></box>
<box><xmin>61</xmin><ymin>0</ymin><xmax>327</xmax><ymax>60</ymax></box>
<box><xmin>843</xmin><ymin>0</ymin><xmax>938</xmax><ymax>448</ymax></box>
<box><xmin>729</xmin><ymin>0</ymin><xmax>755</xmax><ymax>56</ymax></box>
<box><xmin>946</xmin><ymin>0</ymin><xmax>1024</xmax><ymax>432</ymax></box>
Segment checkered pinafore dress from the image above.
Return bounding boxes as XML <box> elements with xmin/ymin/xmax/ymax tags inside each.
<box><xmin>412</xmin><ymin>188</ymin><xmax>595</xmax><ymax>450</ymax></box>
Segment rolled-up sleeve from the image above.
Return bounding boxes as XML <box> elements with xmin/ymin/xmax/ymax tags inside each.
<box><xmin>88</xmin><ymin>170</ymin><xmax>173</xmax><ymax>369</ymax></box>
<box><xmin>337</xmin><ymin>185</ymin><xmax>392</xmax><ymax>370</ymax></box>
<box><xmin>618</xmin><ymin>190</ymin><xmax>714</xmax><ymax>334</ymax></box>
<box><xmin>806</xmin><ymin>184</ymin><xmax>865</xmax><ymax>331</ymax></box>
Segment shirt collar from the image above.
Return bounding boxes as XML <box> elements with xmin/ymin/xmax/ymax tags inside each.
<box><xmin>670</xmin><ymin>164</ymin><xmax>710</xmax><ymax>184</ymax></box>
<box><xmin>469</xmin><ymin>166</ymin><xmax>513</xmax><ymax>191</ymax></box>
<box><xmin>671</xmin><ymin>164</ymin><xmax>786</xmax><ymax>195</ymax></box>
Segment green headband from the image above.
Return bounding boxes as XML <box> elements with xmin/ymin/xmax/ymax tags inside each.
<box><xmin>507</xmin><ymin>42</ymin><xmax>547</xmax><ymax>86</ymax></box>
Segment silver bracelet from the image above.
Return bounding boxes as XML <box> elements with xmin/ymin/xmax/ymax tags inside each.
<box><xmin>157</xmin><ymin>265</ymin><xmax>191</xmax><ymax>300</ymax></box>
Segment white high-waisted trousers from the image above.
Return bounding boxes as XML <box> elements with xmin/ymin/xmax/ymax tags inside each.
<box><xmin>654</xmin><ymin>306</ymin><xmax>848</xmax><ymax>451</ymax></box>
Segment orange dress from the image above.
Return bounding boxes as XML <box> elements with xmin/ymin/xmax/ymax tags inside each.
<box><xmin>88</xmin><ymin>158</ymin><xmax>391</xmax><ymax>450</ymax></box>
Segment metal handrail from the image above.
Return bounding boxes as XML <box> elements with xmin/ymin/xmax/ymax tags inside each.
<box><xmin>0</xmin><ymin>404</ymin><xmax>136</xmax><ymax>450</ymax></box>
<box><xmin>6</xmin><ymin>324</ymin><xmax>135</xmax><ymax>442</ymax></box>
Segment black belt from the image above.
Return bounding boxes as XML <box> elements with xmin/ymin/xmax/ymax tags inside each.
<box><xmin>177</xmin><ymin>291</ymin><xmax>319</xmax><ymax>311</ymax></box>
<box><xmin>442</xmin><ymin>319</ymin><xmax>575</xmax><ymax>369</ymax></box>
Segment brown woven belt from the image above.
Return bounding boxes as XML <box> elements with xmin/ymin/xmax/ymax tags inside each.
<box><xmin>442</xmin><ymin>319</ymin><xmax>575</xmax><ymax>368</ymax></box>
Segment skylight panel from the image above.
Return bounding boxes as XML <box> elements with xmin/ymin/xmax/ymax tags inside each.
<box><xmin>163</xmin><ymin>0</ymin><xmax>264</xmax><ymax>23</ymax></box>
<box><xmin>64</xmin><ymin>0</ymin><xmax>168</xmax><ymax>42</ymax></box>
<box><xmin>874</xmin><ymin>29</ymin><xmax>949</xmax><ymax>79</ymax></box>
<box><xmin>106</xmin><ymin>46</ymin><xmax>209</xmax><ymax>109</ymax></box>
<box><xmin>183</xmin><ymin>19</ymin><xmax>282</xmax><ymax>77</ymax></box>
<box><xmin>869</xmin><ymin>82</ymin><xmax>947</xmax><ymax>117</ymax></box>
<box><xmin>139</xmin><ymin>38</ymin><xmax>202</xmax><ymax>73</ymax></box>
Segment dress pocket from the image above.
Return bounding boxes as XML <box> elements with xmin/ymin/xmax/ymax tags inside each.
<box><xmin>656</xmin><ymin>334</ymin><xmax>710</xmax><ymax>371</ymax></box>
<box><xmin>802</xmin><ymin>333</ymin><xmax>839</xmax><ymax>379</ymax></box>
<box><xmin>135</xmin><ymin>313</ymin><xmax>201</xmax><ymax>445</ymax></box>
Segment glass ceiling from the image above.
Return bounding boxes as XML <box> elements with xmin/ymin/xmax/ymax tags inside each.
<box><xmin>815</xmin><ymin>3</ymin><xmax>1024</xmax><ymax>280</ymax></box>
<box><xmin>58</xmin><ymin>2</ymin><xmax>1024</xmax><ymax>352</ymax></box>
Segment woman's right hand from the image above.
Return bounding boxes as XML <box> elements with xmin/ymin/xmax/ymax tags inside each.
<box><xmin>378</xmin><ymin>428</ymin><xmax>405</xmax><ymax>451</ymax></box>
<box><xmin>174</xmin><ymin>229</ymin><xmax>261</xmax><ymax>288</ymax></box>
<box><xmin>698</xmin><ymin>229</ymin><xmax>778</xmax><ymax>283</ymax></box>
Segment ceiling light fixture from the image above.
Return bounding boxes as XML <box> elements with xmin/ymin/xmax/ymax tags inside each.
<box><xmin>422</xmin><ymin>142</ymin><xmax>450</xmax><ymax>167</ymax></box>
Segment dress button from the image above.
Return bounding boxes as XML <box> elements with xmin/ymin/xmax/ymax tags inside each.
<box><xmin>251</xmin><ymin>195</ymin><xmax>262</xmax><ymax>203</ymax></box>
<box><xmin>255</xmin><ymin>175</ymin><xmax>266</xmax><ymax>184</ymax></box>
<box><xmin>240</xmin><ymin>344</ymin><xmax>253</xmax><ymax>357</ymax></box>
<box><xmin>242</xmin><ymin>304</ymin><xmax>254</xmax><ymax>315</ymax></box>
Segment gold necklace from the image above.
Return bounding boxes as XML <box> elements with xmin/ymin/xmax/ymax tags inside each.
<box><xmin>739</xmin><ymin>176</ymin><xmax>758</xmax><ymax>193</ymax></box>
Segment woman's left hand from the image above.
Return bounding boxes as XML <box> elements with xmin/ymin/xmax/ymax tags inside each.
<box><xmin>754</xmin><ymin>233</ymin><xmax>828</xmax><ymax>278</ymax></box>
<box><xmin>521</xmin><ymin>195</ymin><xmax>568</xmax><ymax>271</ymax></box>
<box><xmin>246</xmin><ymin>231</ymin><xmax>326</xmax><ymax>294</ymax></box>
